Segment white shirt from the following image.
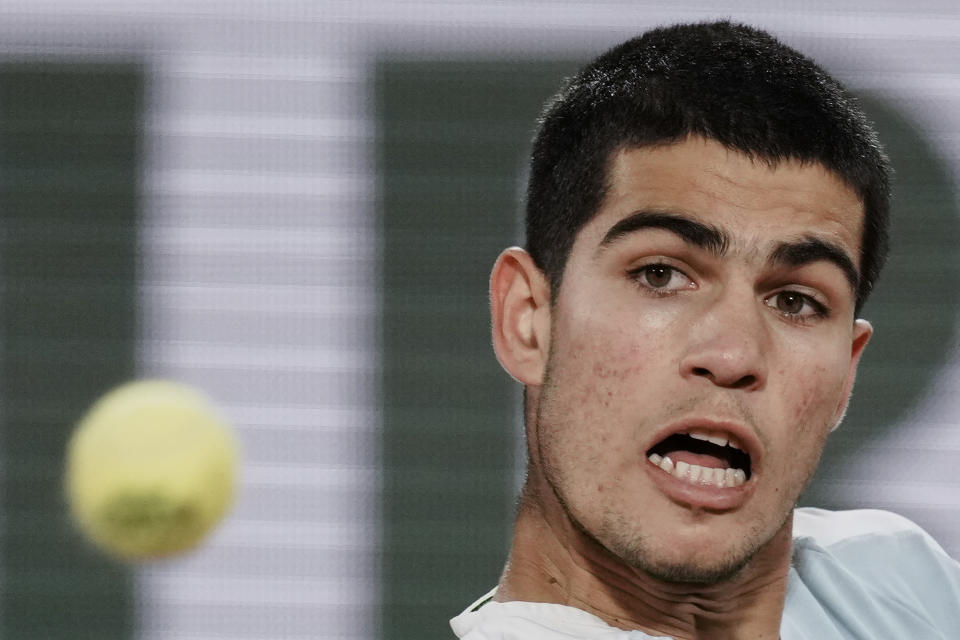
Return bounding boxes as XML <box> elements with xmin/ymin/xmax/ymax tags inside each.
<box><xmin>450</xmin><ymin>508</ymin><xmax>960</xmax><ymax>639</ymax></box>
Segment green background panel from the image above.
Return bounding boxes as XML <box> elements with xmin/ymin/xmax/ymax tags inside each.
<box><xmin>378</xmin><ymin>60</ymin><xmax>578</xmax><ymax>639</ymax></box>
<box><xmin>0</xmin><ymin>63</ymin><xmax>141</xmax><ymax>639</ymax></box>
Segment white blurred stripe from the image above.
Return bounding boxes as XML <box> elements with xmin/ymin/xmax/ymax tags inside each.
<box><xmin>141</xmin><ymin>574</ymin><xmax>376</xmax><ymax>606</ymax></box>
<box><xmin>142</xmin><ymin>226</ymin><xmax>371</xmax><ymax>255</ymax></box>
<box><xmin>148</xmin><ymin>113</ymin><xmax>370</xmax><ymax>139</ymax></box>
<box><xmin>208</xmin><ymin>519</ymin><xmax>376</xmax><ymax>551</ymax></box>
<box><xmin>132</xmin><ymin>12</ymin><xmax>377</xmax><ymax>640</ymax></box>
<box><xmin>228</xmin><ymin>405</ymin><xmax>377</xmax><ymax>431</ymax></box>
<box><xmin>144</xmin><ymin>170</ymin><xmax>371</xmax><ymax>197</ymax></box>
<box><xmin>158</xmin><ymin>53</ymin><xmax>366</xmax><ymax>81</ymax></box>
<box><xmin>140</xmin><ymin>284</ymin><xmax>375</xmax><ymax>314</ymax></box>
<box><xmin>240</xmin><ymin>464</ymin><xmax>376</xmax><ymax>487</ymax></box>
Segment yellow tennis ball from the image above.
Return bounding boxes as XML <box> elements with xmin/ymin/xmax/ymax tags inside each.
<box><xmin>65</xmin><ymin>380</ymin><xmax>238</xmax><ymax>560</ymax></box>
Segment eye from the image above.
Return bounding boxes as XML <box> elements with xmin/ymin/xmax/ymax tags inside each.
<box><xmin>764</xmin><ymin>290</ymin><xmax>828</xmax><ymax>320</ymax></box>
<box><xmin>629</xmin><ymin>264</ymin><xmax>693</xmax><ymax>293</ymax></box>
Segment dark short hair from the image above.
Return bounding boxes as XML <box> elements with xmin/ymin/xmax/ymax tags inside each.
<box><xmin>525</xmin><ymin>20</ymin><xmax>890</xmax><ymax>313</ymax></box>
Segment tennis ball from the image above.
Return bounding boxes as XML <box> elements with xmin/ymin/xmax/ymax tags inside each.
<box><xmin>65</xmin><ymin>380</ymin><xmax>238</xmax><ymax>560</ymax></box>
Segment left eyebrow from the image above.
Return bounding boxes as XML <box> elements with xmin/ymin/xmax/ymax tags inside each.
<box><xmin>769</xmin><ymin>237</ymin><xmax>859</xmax><ymax>294</ymax></box>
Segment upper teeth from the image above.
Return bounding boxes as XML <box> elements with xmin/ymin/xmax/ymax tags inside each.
<box><xmin>688</xmin><ymin>429</ymin><xmax>743</xmax><ymax>451</ymax></box>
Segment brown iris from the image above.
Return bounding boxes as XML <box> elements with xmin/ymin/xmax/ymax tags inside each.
<box><xmin>643</xmin><ymin>265</ymin><xmax>673</xmax><ymax>288</ymax></box>
<box><xmin>774</xmin><ymin>291</ymin><xmax>805</xmax><ymax>314</ymax></box>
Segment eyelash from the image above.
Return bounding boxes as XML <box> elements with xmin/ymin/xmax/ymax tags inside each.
<box><xmin>764</xmin><ymin>290</ymin><xmax>831</xmax><ymax>323</ymax></box>
<box><xmin>627</xmin><ymin>264</ymin><xmax>832</xmax><ymax>322</ymax></box>
<box><xmin>627</xmin><ymin>263</ymin><xmax>693</xmax><ymax>295</ymax></box>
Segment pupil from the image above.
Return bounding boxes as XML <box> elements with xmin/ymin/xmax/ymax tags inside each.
<box><xmin>778</xmin><ymin>292</ymin><xmax>804</xmax><ymax>313</ymax></box>
<box><xmin>645</xmin><ymin>266</ymin><xmax>671</xmax><ymax>288</ymax></box>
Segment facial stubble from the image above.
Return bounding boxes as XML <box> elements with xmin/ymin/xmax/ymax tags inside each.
<box><xmin>533</xmin><ymin>350</ymin><xmax>800</xmax><ymax>587</ymax></box>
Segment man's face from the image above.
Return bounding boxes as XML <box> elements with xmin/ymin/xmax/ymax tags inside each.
<box><xmin>532</xmin><ymin>136</ymin><xmax>871</xmax><ymax>583</ymax></box>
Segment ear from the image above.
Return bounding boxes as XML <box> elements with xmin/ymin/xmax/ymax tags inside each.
<box><xmin>830</xmin><ymin>318</ymin><xmax>873</xmax><ymax>432</ymax></box>
<box><xmin>490</xmin><ymin>247</ymin><xmax>552</xmax><ymax>385</ymax></box>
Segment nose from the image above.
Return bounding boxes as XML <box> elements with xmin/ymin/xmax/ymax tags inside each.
<box><xmin>678</xmin><ymin>288</ymin><xmax>769</xmax><ymax>391</ymax></box>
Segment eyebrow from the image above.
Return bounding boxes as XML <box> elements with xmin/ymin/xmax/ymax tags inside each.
<box><xmin>598</xmin><ymin>209</ymin><xmax>860</xmax><ymax>292</ymax></box>
<box><xmin>599</xmin><ymin>210</ymin><xmax>729</xmax><ymax>255</ymax></box>
<box><xmin>769</xmin><ymin>237</ymin><xmax>860</xmax><ymax>293</ymax></box>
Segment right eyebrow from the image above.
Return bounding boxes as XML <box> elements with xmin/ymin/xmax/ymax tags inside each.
<box><xmin>598</xmin><ymin>210</ymin><xmax>729</xmax><ymax>256</ymax></box>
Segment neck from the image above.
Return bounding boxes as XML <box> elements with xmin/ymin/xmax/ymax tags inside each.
<box><xmin>495</xmin><ymin>481</ymin><xmax>791</xmax><ymax>640</ymax></box>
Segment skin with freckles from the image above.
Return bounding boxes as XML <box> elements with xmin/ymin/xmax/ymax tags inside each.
<box><xmin>489</xmin><ymin>136</ymin><xmax>873</xmax><ymax>639</ymax></box>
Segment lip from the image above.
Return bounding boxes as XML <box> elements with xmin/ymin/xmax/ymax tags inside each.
<box><xmin>644</xmin><ymin>418</ymin><xmax>763</xmax><ymax>512</ymax></box>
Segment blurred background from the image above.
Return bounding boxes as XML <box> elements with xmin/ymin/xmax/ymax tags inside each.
<box><xmin>0</xmin><ymin>1</ymin><xmax>957</xmax><ymax>639</ymax></box>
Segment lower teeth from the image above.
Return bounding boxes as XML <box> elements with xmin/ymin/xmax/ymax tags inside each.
<box><xmin>648</xmin><ymin>453</ymin><xmax>746</xmax><ymax>488</ymax></box>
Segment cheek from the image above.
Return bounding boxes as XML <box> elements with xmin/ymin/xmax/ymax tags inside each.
<box><xmin>567</xmin><ymin>329</ymin><xmax>658</xmax><ymax>406</ymax></box>
<box><xmin>792</xmin><ymin>367</ymin><xmax>829</xmax><ymax>421</ymax></box>
<box><xmin>541</xmin><ymin>324</ymin><xmax>661</xmax><ymax>450</ymax></box>
<box><xmin>780</xmin><ymin>352</ymin><xmax>851</xmax><ymax>444</ymax></box>
<box><xmin>589</xmin><ymin>355</ymin><xmax>648</xmax><ymax>411</ymax></box>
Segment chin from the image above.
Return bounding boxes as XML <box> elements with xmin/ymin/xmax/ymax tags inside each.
<box><xmin>630</xmin><ymin>550</ymin><xmax>755</xmax><ymax>586</ymax></box>
<box><xmin>596</xmin><ymin>517</ymin><xmax>773</xmax><ymax>586</ymax></box>
<box><xmin>615</xmin><ymin>538</ymin><xmax>748</xmax><ymax>584</ymax></box>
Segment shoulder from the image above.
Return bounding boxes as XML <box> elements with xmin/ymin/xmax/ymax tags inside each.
<box><xmin>788</xmin><ymin>507</ymin><xmax>960</xmax><ymax>633</ymax></box>
<box><xmin>792</xmin><ymin>506</ymin><xmax>930</xmax><ymax>547</ymax></box>
<box><xmin>791</xmin><ymin>506</ymin><xmax>957</xmax><ymax>575</ymax></box>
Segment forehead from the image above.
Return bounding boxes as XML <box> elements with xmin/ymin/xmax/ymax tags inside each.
<box><xmin>578</xmin><ymin>137</ymin><xmax>864</xmax><ymax>258</ymax></box>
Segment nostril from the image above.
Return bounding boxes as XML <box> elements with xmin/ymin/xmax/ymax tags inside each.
<box><xmin>690</xmin><ymin>368</ymin><xmax>758</xmax><ymax>389</ymax></box>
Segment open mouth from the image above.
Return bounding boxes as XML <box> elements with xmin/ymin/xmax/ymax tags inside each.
<box><xmin>646</xmin><ymin>430</ymin><xmax>752</xmax><ymax>488</ymax></box>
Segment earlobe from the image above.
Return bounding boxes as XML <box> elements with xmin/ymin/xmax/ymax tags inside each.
<box><xmin>830</xmin><ymin>319</ymin><xmax>873</xmax><ymax>432</ymax></box>
<box><xmin>490</xmin><ymin>247</ymin><xmax>551</xmax><ymax>385</ymax></box>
